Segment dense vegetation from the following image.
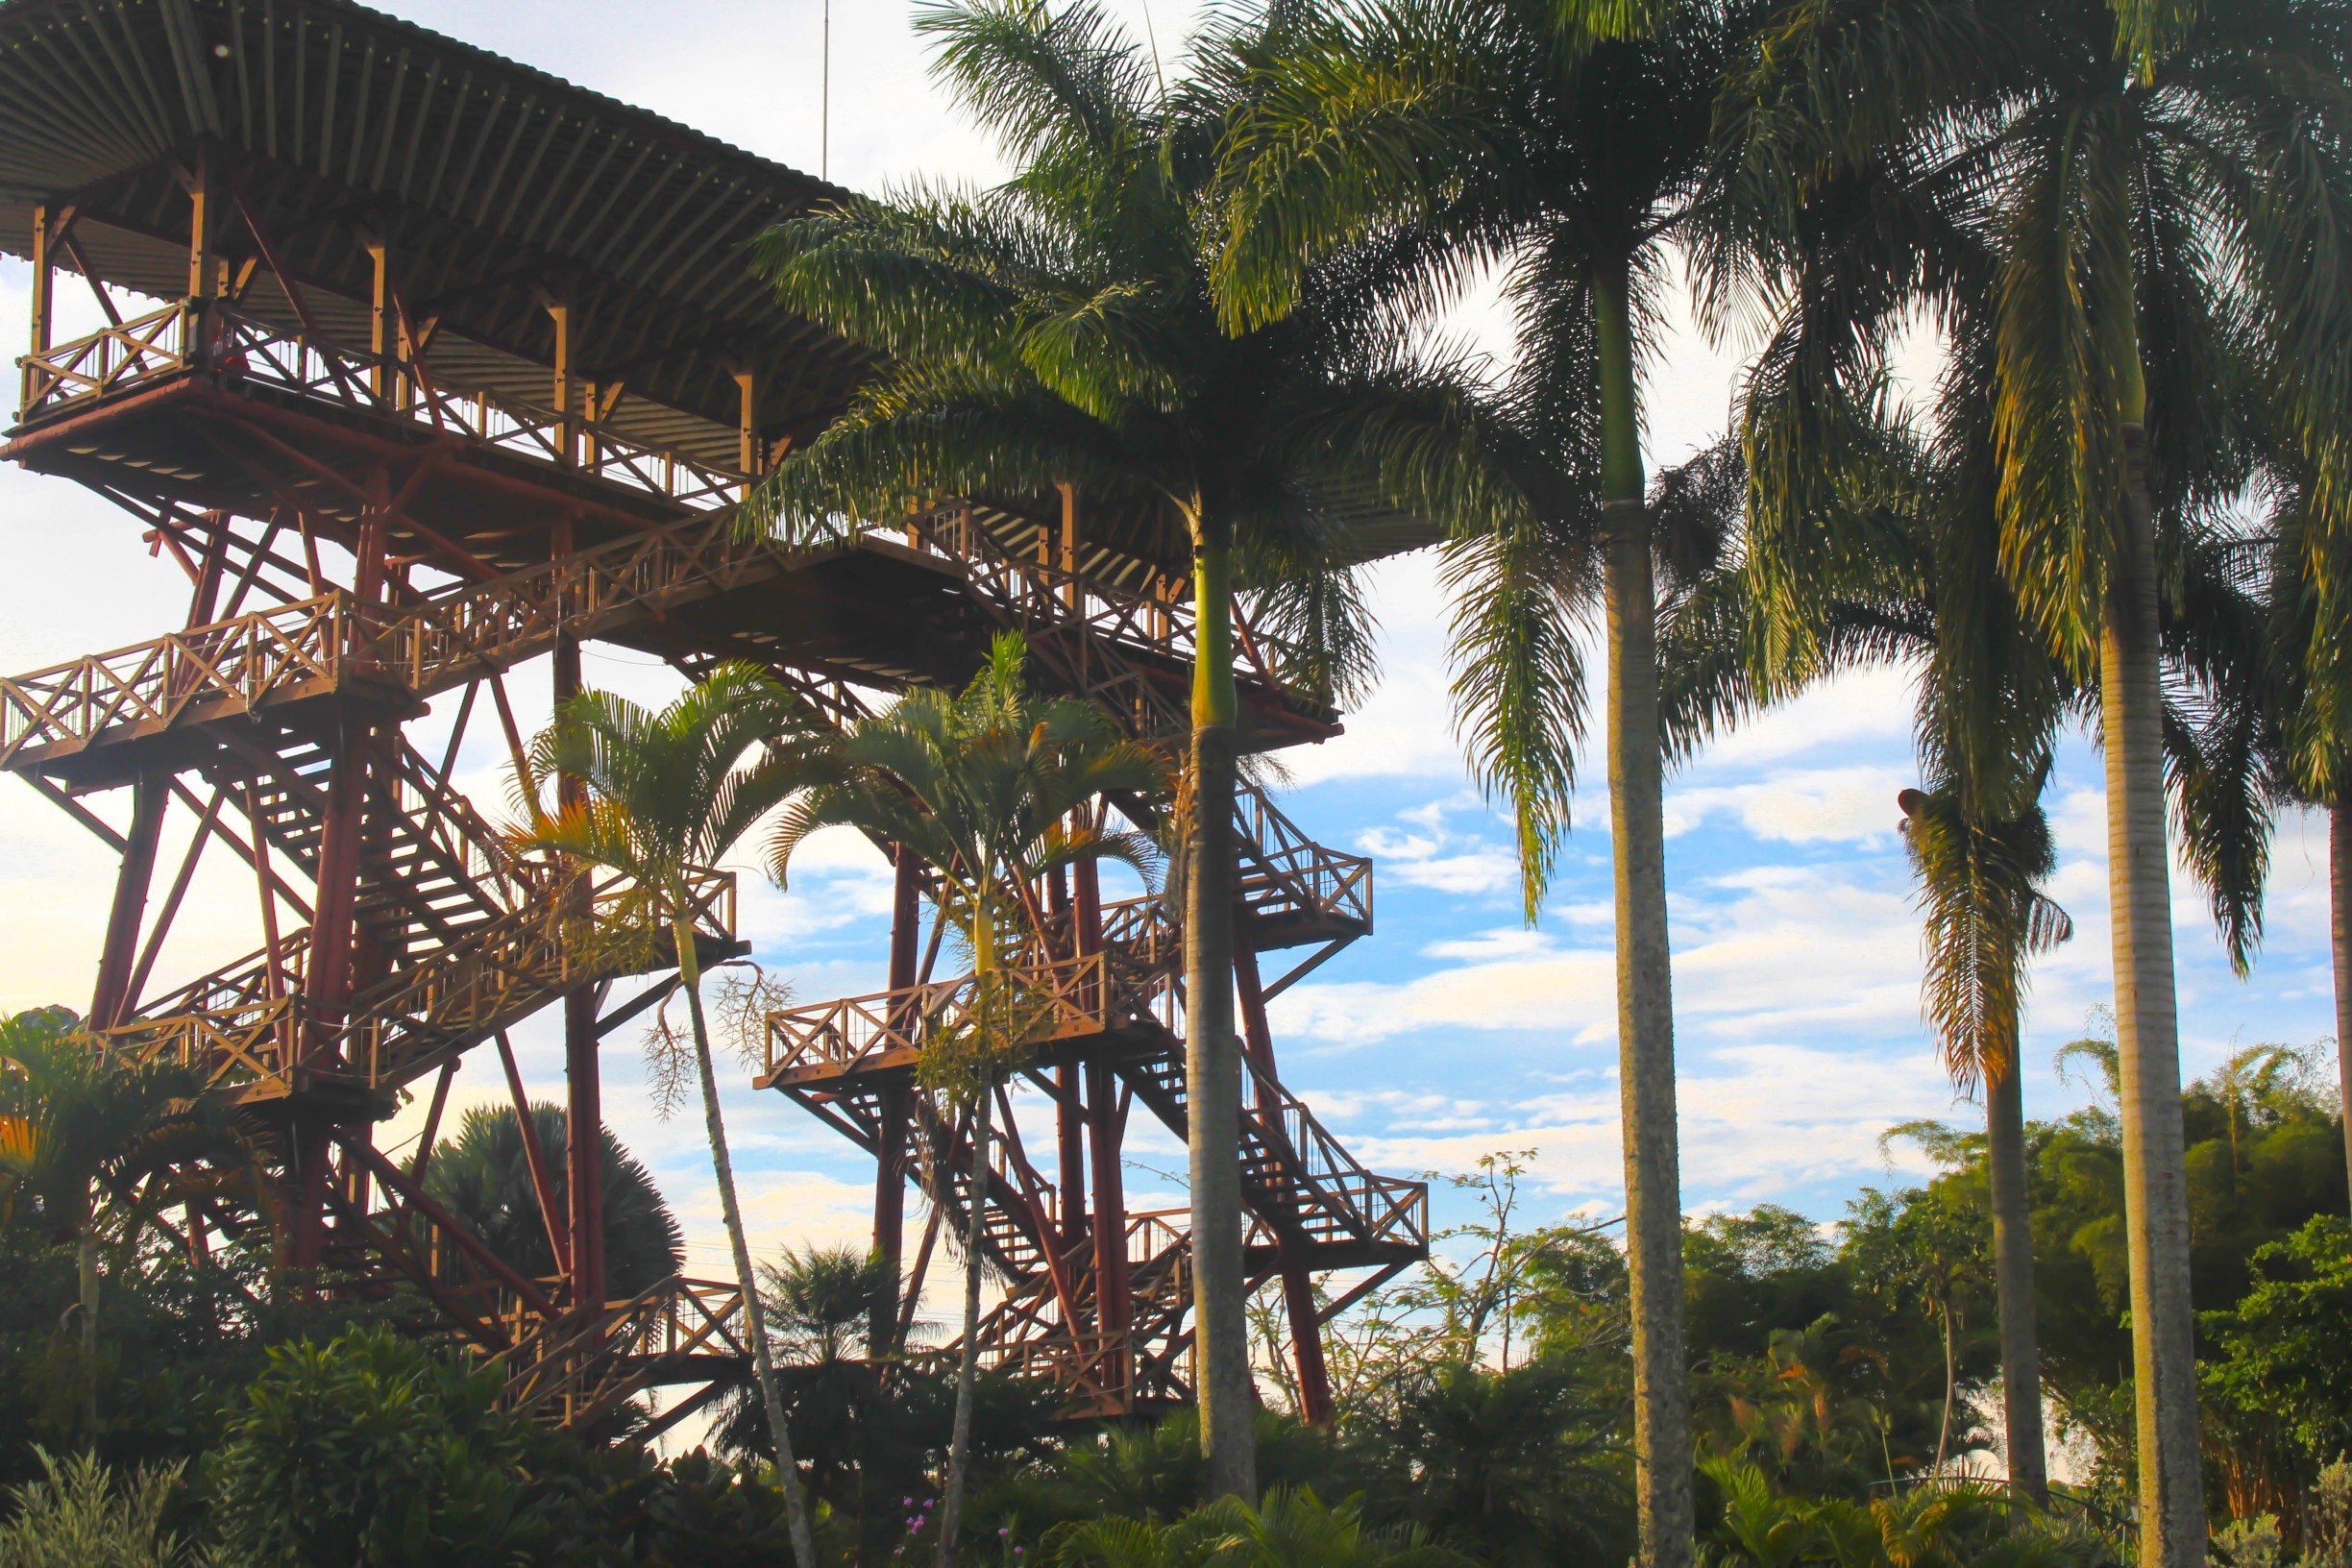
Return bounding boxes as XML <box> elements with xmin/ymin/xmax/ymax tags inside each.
<box><xmin>5</xmin><ymin>1000</ymin><xmax>2348</xmax><ymax>1566</ymax></box>
<box><xmin>5</xmin><ymin>0</ymin><xmax>2352</xmax><ymax>1559</ymax></box>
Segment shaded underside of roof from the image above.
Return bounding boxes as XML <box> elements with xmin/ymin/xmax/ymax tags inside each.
<box><xmin>0</xmin><ymin>0</ymin><xmax>866</xmax><ymax>459</ymax></box>
<box><xmin>0</xmin><ymin>0</ymin><xmax>1440</xmax><ymax>581</ymax></box>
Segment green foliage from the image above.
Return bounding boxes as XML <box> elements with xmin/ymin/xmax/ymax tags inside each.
<box><xmin>204</xmin><ymin>1326</ymin><xmax>548</xmax><ymax>1566</ymax></box>
<box><xmin>425</xmin><ymin>1102</ymin><xmax>683</xmax><ymax>1299</ymax></box>
<box><xmin>1337</xmin><ymin>1359</ymin><xmax>1630</xmax><ymax>1568</ymax></box>
<box><xmin>1696</xmin><ymin>1458</ymin><xmax>2118</xmax><ymax>1568</ymax></box>
<box><xmin>2204</xmin><ymin>1217</ymin><xmax>2352</xmax><ymax>1470</ymax></box>
<box><xmin>0</xmin><ymin>1449</ymin><xmax>196</xmax><ymax>1568</ymax></box>
<box><xmin>1041</xmin><ymin>1486</ymin><xmax>1475</xmax><ymax>1568</ymax></box>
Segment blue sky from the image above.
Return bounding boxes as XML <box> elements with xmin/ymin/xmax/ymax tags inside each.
<box><xmin>0</xmin><ymin>0</ymin><xmax>2335</xmax><ymax>1298</ymax></box>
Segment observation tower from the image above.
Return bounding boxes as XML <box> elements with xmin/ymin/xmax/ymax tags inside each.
<box><xmin>0</xmin><ymin>0</ymin><xmax>1428</xmax><ymax>1434</ymax></box>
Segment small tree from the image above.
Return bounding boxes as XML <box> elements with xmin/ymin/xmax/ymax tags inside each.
<box><xmin>0</xmin><ymin>1006</ymin><xmax>248</xmax><ymax>1444</ymax></box>
<box><xmin>770</xmin><ymin>630</ymin><xmax>1165</xmax><ymax>1567</ymax></box>
<box><xmin>510</xmin><ymin>664</ymin><xmax>822</xmax><ymax>1568</ymax></box>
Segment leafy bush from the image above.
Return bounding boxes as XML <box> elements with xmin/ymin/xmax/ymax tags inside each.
<box><xmin>0</xmin><ymin>1449</ymin><xmax>196</xmax><ymax>1568</ymax></box>
<box><xmin>204</xmin><ymin>1327</ymin><xmax>548</xmax><ymax>1566</ymax></box>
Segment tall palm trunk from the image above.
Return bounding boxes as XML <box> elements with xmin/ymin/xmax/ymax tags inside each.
<box><xmin>2106</xmin><ymin>344</ymin><xmax>2206</xmax><ymax>1565</ymax></box>
<box><xmin>1984</xmin><ymin>1041</ymin><xmax>2048</xmax><ymax>1503</ymax></box>
<box><xmin>2332</xmin><ymin>800</ymin><xmax>2352</xmax><ymax>1211</ymax></box>
<box><xmin>1934</xmin><ymin>1284</ymin><xmax>1956</xmax><ymax>1472</ymax></box>
<box><xmin>938</xmin><ymin>1085</ymin><xmax>992</xmax><ymax>1568</ymax></box>
<box><xmin>675</xmin><ymin>923</ymin><xmax>819</xmax><ymax>1568</ymax></box>
<box><xmin>1596</xmin><ymin>264</ymin><xmax>1691</xmax><ymax>1568</ymax></box>
<box><xmin>1186</xmin><ymin>511</ymin><xmax>1253</xmax><ymax>1502</ymax></box>
<box><xmin>76</xmin><ymin>1190</ymin><xmax>99</xmax><ymax>1444</ymax></box>
<box><xmin>940</xmin><ymin>895</ymin><xmax>998</xmax><ymax>1568</ymax></box>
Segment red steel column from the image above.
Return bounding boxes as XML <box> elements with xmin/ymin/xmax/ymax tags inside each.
<box><xmin>88</xmin><ymin>775</ymin><xmax>166</xmax><ymax>1029</ymax></box>
<box><xmin>552</xmin><ymin>517</ymin><xmax>603</xmax><ymax>1312</ymax></box>
<box><xmin>1234</xmin><ymin>940</ymin><xmax>1332</xmax><ymax>1423</ymax></box>
<box><xmin>1051</xmin><ymin>863</ymin><xmax>1087</xmax><ymax>1248</ymax></box>
<box><xmin>1074</xmin><ymin>856</ymin><xmax>1131</xmax><ymax>1395</ymax></box>
<box><xmin>290</xmin><ymin>491</ymin><xmax>387</xmax><ymax>1273</ymax></box>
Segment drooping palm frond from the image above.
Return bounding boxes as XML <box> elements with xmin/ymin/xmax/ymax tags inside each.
<box><xmin>1899</xmin><ymin>785</ymin><xmax>2072</xmax><ymax>1092</ymax></box>
<box><xmin>1443</xmin><ymin>516</ymin><xmax>1594</xmax><ymax>924</ymax></box>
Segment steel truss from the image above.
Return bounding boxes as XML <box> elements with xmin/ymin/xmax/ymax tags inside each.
<box><xmin>4</xmin><ymin>144</ymin><xmax>1424</xmax><ymax>1432</ymax></box>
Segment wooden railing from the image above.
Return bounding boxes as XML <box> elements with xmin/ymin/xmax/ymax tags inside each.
<box><xmin>17</xmin><ymin>301</ymin><xmax>193</xmax><ymax>411</ymax></box>
<box><xmin>102</xmin><ymin>867</ymin><xmax>734</xmax><ymax>1104</ymax></box>
<box><xmin>496</xmin><ymin>1274</ymin><xmax>748</xmax><ymax>1429</ymax></box>
<box><xmin>17</xmin><ymin>304</ymin><xmax>747</xmax><ymax>511</ymax></box>
<box><xmin>916</xmin><ymin>1209</ymin><xmax>1202</xmax><ymax>1413</ymax></box>
<box><xmin>1236</xmin><ymin>782</ymin><xmax>1373</xmax><ymax>941</ymax></box>
<box><xmin>0</xmin><ymin>509</ymin><xmax>784</xmax><ymax>770</ymax></box>
<box><xmin>757</xmin><ymin>946</ymin><xmax>1180</xmax><ymax>1090</ymax></box>
<box><xmin>912</xmin><ymin>507</ymin><xmax>1316</xmax><ymax>732</ymax></box>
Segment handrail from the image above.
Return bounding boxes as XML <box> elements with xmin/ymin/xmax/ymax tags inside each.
<box><xmin>102</xmin><ymin>864</ymin><xmax>735</xmax><ymax>1104</ymax></box>
<box><xmin>0</xmin><ymin>509</ymin><xmax>784</xmax><ymax>770</ymax></box>
<box><xmin>758</xmin><ymin>946</ymin><xmax>1180</xmax><ymax>1088</ymax></box>
<box><xmin>909</xmin><ymin>507</ymin><xmax>1319</xmax><ymax>728</ymax></box>
<box><xmin>16</xmin><ymin>303</ymin><xmax>748</xmax><ymax>512</ymax></box>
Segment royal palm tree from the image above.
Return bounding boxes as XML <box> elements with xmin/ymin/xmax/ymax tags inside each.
<box><xmin>510</xmin><ymin>665</ymin><xmax>821</xmax><ymax>1568</ymax></box>
<box><xmin>1214</xmin><ymin>4</ymin><xmax>1779</xmax><ymax>1556</ymax></box>
<box><xmin>0</xmin><ymin>1005</ymin><xmax>247</xmax><ymax>1443</ymax></box>
<box><xmin>747</xmin><ymin>0</ymin><xmax>1474</xmax><ymax>1498</ymax></box>
<box><xmin>2259</xmin><ymin>469</ymin><xmax>2352</xmax><ymax>1206</ymax></box>
<box><xmin>770</xmin><ymin>630</ymin><xmax>1164</xmax><ymax>1565</ymax></box>
<box><xmin>1712</xmin><ymin>1</ymin><xmax>2352</xmax><ymax>1555</ymax></box>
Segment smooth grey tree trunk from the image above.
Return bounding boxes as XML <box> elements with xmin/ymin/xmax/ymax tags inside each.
<box><xmin>2105</xmin><ymin>425</ymin><xmax>2206</xmax><ymax>1568</ymax></box>
<box><xmin>1985</xmin><ymin>1046</ymin><xmax>2048</xmax><ymax>1502</ymax></box>
<box><xmin>2333</xmin><ymin>801</ymin><xmax>2352</xmax><ymax>1212</ymax></box>
<box><xmin>1605</xmin><ymin>499</ymin><xmax>1692</xmax><ymax>1568</ymax></box>
<box><xmin>1188</xmin><ymin>529</ymin><xmax>1254</xmax><ymax>1503</ymax></box>
<box><xmin>937</xmin><ymin>1090</ymin><xmax>992</xmax><ymax>1568</ymax></box>
<box><xmin>679</xmin><ymin>941</ymin><xmax>819</xmax><ymax>1568</ymax></box>
<box><xmin>78</xmin><ymin>1221</ymin><xmax>99</xmax><ymax>1443</ymax></box>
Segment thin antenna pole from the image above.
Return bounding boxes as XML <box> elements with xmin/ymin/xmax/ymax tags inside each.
<box><xmin>821</xmin><ymin>0</ymin><xmax>831</xmax><ymax>181</ymax></box>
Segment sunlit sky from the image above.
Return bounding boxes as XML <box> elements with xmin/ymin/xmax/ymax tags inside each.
<box><xmin>0</xmin><ymin>1</ymin><xmax>2331</xmax><ymax>1301</ymax></box>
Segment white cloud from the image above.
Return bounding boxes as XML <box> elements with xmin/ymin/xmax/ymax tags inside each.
<box><xmin>1666</xmin><ymin>764</ymin><xmax>1914</xmax><ymax>845</ymax></box>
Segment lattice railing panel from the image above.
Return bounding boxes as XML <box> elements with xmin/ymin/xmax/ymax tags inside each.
<box><xmin>19</xmin><ymin>306</ymin><xmax>747</xmax><ymax>511</ymax></box>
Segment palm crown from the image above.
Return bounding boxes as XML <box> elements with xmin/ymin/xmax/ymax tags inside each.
<box><xmin>770</xmin><ymin>630</ymin><xmax>1166</xmax><ymax>983</ymax></box>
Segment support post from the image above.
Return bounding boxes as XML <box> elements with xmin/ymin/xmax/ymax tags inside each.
<box><xmin>29</xmin><ymin>203</ymin><xmax>50</xmax><ymax>355</ymax></box>
<box><xmin>89</xmin><ymin>775</ymin><xmax>167</xmax><ymax>1029</ymax></box>
<box><xmin>185</xmin><ymin>151</ymin><xmax>215</xmax><ymax>364</ymax></box>
<box><xmin>1051</xmin><ymin>862</ymin><xmax>1087</xmax><ymax>1247</ymax></box>
<box><xmin>548</xmin><ymin>301</ymin><xmax>574</xmax><ymax>466</ymax></box>
<box><xmin>1236</xmin><ymin>938</ymin><xmax>1330</xmax><ymax>1418</ymax></box>
<box><xmin>25</xmin><ymin>203</ymin><xmax>51</xmax><ymax>415</ymax></box>
<box><xmin>291</xmin><ymin>485</ymin><xmax>389</xmax><ymax>1272</ymax></box>
<box><xmin>365</xmin><ymin>236</ymin><xmax>392</xmax><ymax>404</ymax></box>
<box><xmin>735</xmin><ymin>368</ymin><xmax>760</xmax><ymax>492</ymax></box>
<box><xmin>186</xmin><ymin>155</ymin><xmax>214</xmax><ymax>304</ymax></box>
<box><xmin>1058</xmin><ymin>482</ymin><xmax>1080</xmax><ymax>607</ymax></box>
<box><xmin>1087</xmin><ymin>1056</ymin><xmax>1131</xmax><ymax>1401</ymax></box>
<box><xmin>1282</xmin><ymin>1253</ymin><xmax>1335</xmax><ymax>1426</ymax></box>
<box><xmin>870</xmin><ymin>843</ymin><xmax>923</xmax><ymax>1354</ymax></box>
<box><xmin>551</xmin><ymin>518</ymin><xmax>605</xmax><ymax>1314</ymax></box>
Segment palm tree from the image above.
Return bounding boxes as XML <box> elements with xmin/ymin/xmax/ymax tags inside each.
<box><xmin>1213</xmin><ymin>5</ymin><xmax>1779</xmax><ymax>1556</ymax></box>
<box><xmin>770</xmin><ymin>630</ymin><xmax>1164</xmax><ymax>1566</ymax></box>
<box><xmin>1896</xmin><ymin>786</ymin><xmax>2068</xmax><ymax>1496</ymax></box>
<box><xmin>1714</xmin><ymin>1</ymin><xmax>2352</xmax><ymax>1556</ymax></box>
<box><xmin>0</xmin><ymin>1005</ymin><xmax>242</xmax><ymax>1443</ymax></box>
<box><xmin>424</xmin><ymin>1102</ymin><xmax>684</xmax><ymax>1299</ymax></box>
<box><xmin>747</xmin><ymin>0</ymin><xmax>1472</xmax><ymax>1499</ymax></box>
<box><xmin>510</xmin><ymin>664</ymin><xmax>821</xmax><ymax>1568</ymax></box>
<box><xmin>2260</xmin><ymin>473</ymin><xmax>2352</xmax><ymax>1207</ymax></box>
